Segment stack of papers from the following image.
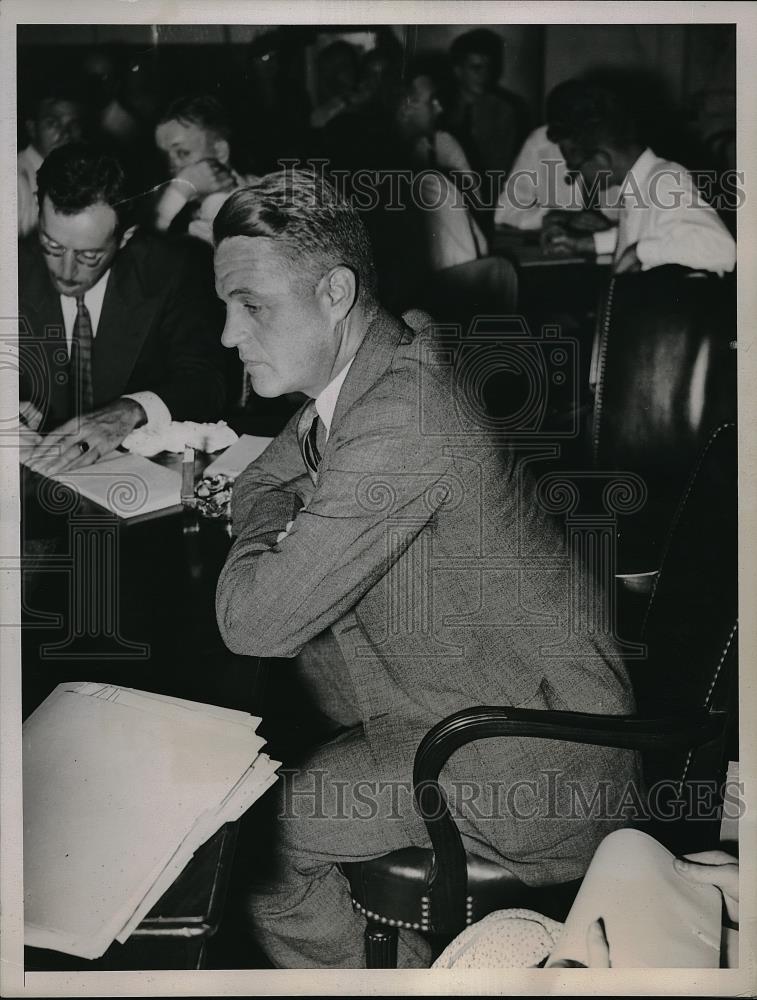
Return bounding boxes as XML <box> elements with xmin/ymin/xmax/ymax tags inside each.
<box><xmin>52</xmin><ymin>453</ymin><xmax>183</xmax><ymax>519</ymax></box>
<box><xmin>23</xmin><ymin>682</ymin><xmax>280</xmax><ymax>960</ymax></box>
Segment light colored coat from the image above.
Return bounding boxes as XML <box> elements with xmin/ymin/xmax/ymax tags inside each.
<box><xmin>217</xmin><ymin>307</ymin><xmax>641</xmax><ymax>883</ymax></box>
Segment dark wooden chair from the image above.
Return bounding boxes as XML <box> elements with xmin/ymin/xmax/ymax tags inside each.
<box><xmin>342</xmin><ymin>421</ymin><xmax>738</xmax><ymax>967</ymax></box>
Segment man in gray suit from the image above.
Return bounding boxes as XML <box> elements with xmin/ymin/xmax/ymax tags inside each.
<box><xmin>213</xmin><ymin>170</ymin><xmax>640</xmax><ymax>968</ymax></box>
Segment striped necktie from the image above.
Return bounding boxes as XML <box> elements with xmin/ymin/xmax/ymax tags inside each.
<box><xmin>298</xmin><ymin>401</ymin><xmax>322</xmax><ymax>484</ymax></box>
<box><xmin>70</xmin><ymin>295</ymin><xmax>94</xmax><ymax>418</ymax></box>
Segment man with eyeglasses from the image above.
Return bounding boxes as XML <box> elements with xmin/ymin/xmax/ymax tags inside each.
<box><xmin>19</xmin><ymin>142</ymin><xmax>226</xmax><ymax>474</ymax></box>
<box><xmin>18</xmin><ymin>87</ymin><xmax>84</xmax><ymax>238</ymax></box>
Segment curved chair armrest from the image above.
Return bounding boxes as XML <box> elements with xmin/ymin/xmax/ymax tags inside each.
<box><xmin>413</xmin><ymin>707</ymin><xmax>726</xmax><ymax>933</ymax></box>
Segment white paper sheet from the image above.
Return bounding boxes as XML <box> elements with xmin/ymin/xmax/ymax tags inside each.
<box><xmin>203</xmin><ymin>434</ymin><xmax>274</xmax><ymax>479</ymax></box>
<box><xmin>52</xmin><ymin>454</ymin><xmax>182</xmax><ymax>519</ymax></box>
<box><xmin>547</xmin><ymin>828</ymin><xmax>723</xmax><ymax>968</ymax></box>
<box><xmin>23</xmin><ymin>684</ymin><xmax>280</xmax><ymax>960</ymax></box>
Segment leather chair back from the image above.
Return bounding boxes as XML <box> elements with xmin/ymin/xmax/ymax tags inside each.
<box><xmin>592</xmin><ymin>267</ymin><xmax>735</xmax><ymax>486</ymax></box>
<box><xmin>591</xmin><ymin>266</ymin><xmax>736</xmax><ymax>571</ymax></box>
<box><xmin>632</xmin><ymin>421</ymin><xmax>737</xmax><ymax>845</ymax></box>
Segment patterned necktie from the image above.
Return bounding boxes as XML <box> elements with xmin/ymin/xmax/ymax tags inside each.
<box><xmin>298</xmin><ymin>400</ymin><xmax>322</xmax><ymax>484</ymax></box>
<box><xmin>70</xmin><ymin>295</ymin><xmax>94</xmax><ymax>418</ymax></box>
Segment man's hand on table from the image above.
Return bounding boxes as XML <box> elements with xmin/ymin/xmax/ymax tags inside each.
<box><xmin>19</xmin><ymin>401</ymin><xmax>44</xmax><ymax>465</ymax></box>
<box><xmin>541</xmin><ymin>227</ymin><xmax>596</xmax><ymax>258</ymax></box>
<box><xmin>23</xmin><ymin>398</ymin><xmax>147</xmax><ymax>476</ymax></box>
<box><xmin>542</xmin><ymin>208</ymin><xmax>614</xmax><ymax>234</ymax></box>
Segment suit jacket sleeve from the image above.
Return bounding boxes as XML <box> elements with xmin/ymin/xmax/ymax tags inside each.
<box><xmin>138</xmin><ymin>242</ymin><xmax>227</xmax><ymax>421</ymax></box>
<box><xmin>216</xmin><ymin>364</ymin><xmax>456</xmax><ymax>658</ymax></box>
<box><xmin>228</xmin><ymin>405</ymin><xmax>315</xmax><ymax>545</ymax></box>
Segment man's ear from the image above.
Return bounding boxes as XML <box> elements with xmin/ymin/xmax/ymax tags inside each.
<box><xmin>213</xmin><ymin>138</ymin><xmax>231</xmax><ymax>166</ymax></box>
<box><xmin>25</xmin><ymin>118</ymin><xmax>38</xmax><ymax>144</ymax></box>
<box><xmin>593</xmin><ymin>148</ymin><xmax>614</xmax><ymax>175</ymax></box>
<box><xmin>118</xmin><ymin>224</ymin><xmax>138</xmax><ymax>249</ymax></box>
<box><xmin>321</xmin><ymin>265</ymin><xmax>357</xmax><ymax>322</ymax></box>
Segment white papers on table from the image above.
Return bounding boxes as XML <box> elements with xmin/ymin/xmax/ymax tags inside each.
<box><xmin>547</xmin><ymin>828</ymin><xmax>723</xmax><ymax>968</ymax></box>
<box><xmin>23</xmin><ymin>682</ymin><xmax>280</xmax><ymax>960</ymax></box>
<box><xmin>123</xmin><ymin>419</ymin><xmax>238</xmax><ymax>458</ymax></box>
<box><xmin>204</xmin><ymin>434</ymin><xmax>274</xmax><ymax>479</ymax></box>
<box><xmin>52</xmin><ymin>453</ymin><xmax>182</xmax><ymax>519</ymax></box>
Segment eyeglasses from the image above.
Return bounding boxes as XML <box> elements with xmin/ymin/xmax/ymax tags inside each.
<box><xmin>39</xmin><ymin>230</ymin><xmax>112</xmax><ymax>268</ymax></box>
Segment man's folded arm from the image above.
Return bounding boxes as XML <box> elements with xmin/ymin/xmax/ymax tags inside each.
<box><xmin>216</xmin><ymin>396</ymin><xmax>455</xmax><ymax>659</ymax></box>
<box><xmin>229</xmin><ymin>406</ymin><xmax>313</xmax><ymax>532</ymax></box>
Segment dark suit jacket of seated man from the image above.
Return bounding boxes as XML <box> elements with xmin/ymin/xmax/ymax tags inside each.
<box><xmin>212</xmin><ymin>170</ymin><xmax>641</xmax><ymax>969</ymax></box>
<box><xmin>19</xmin><ymin>142</ymin><xmax>226</xmax><ymax>474</ymax></box>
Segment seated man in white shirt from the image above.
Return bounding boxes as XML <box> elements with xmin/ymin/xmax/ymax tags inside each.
<box><xmin>541</xmin><ymin>80</ymin><xmax>736</xmax><ymax>275</ymax></box>
<box><xmin>153</xmin><ymin>94</ymin><xmax>256</xmax><ymax>244</ymax></box>
<box><xmin>18</xmin><ymin>87</ymin><xmax>84</xmax><ymax>237</ymax></box>
<box><xmin>494</xmin><ymin>80</ymin><xmax>620</xmax><ymax>234</ymax></box>
<box><xmin>20</xmin><ymin>143</ymin><xmax>226</xmax><ymax>475</ymax></box>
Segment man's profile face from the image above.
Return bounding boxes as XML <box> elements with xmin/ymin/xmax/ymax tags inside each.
<box><xmin>28</xmin><ymin>99</ymin><xmax>83</xmax><ymax>159</ymax></box>
<box><xmin>215</xmin><ymin>236</ymin><xmax>338</xmax><ymax>399</ymax></box>
<box><xmin>559</xmin><ymin>139</ymin><xmax>611</xmax><ymax>194</ymax></box>
<box><xmin>38</xmin><ymin>195</ymin><xmax>121</xmax><ymax>297</ymax></box>
<box><xmin>155</xmin><ymin>119</ymin><xmax>218</xmax><ymax>177</ymax></box>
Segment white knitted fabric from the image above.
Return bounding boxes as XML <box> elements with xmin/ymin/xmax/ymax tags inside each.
<box><xmin>432</xmin><ymin>908</ymin><xmax>563</xmax><ymax>969</ymax></box>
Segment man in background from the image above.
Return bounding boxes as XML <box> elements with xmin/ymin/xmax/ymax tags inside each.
<box><xmin>153</xmin><ymin>94</ymin><xmax>255</xmax><ymax>243</ymax></box>
<box><xmin>494</xmin><ymin>79</ymin><xmax>621</xmax><ymax>236</ymax></box>
<box><xmin>445</xmin><ymin>29</ymin><xmax>528</xmax><ymax>200</ymax></box>
<box><xmin>20</xmin><ymin>143</ymin><xmax>226</xmax><ymax>473</ymax></box>
<box><xmin>543</xmin><ymin>80</ymin><xmax>736</xmax><ymax>274</ymax></box>
<box><xmin>18</xmin><ymin>86</ymin><xmax>84</xmax><ymax>237</ymax></box>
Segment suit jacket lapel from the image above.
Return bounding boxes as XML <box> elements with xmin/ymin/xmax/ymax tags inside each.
<box><xmin>92</xmin><ymin>240</ymin><xmax>162</xmax><ymax>405</ymax></box>
<box><xmin>327</xmin><ymin>309</ymin><xmax>412</xmax><ymax>447</ymax></box>
<box><xmin>19</xmin><ymin>246</ymin><xmax>69</xmax><ymax>427</ymax></box>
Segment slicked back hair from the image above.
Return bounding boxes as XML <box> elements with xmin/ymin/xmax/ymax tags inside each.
<box><xmin>36</xmin><ymin>142</ymin><xmax>130</xmax><ymax>233</ymax></box>
<box><xmin>213</xmin><ymin>169</ymin><xmax>378</xmax><ymax>306</ymax></box>
<box><xmin>157</xmin><ymin>94</ymin><xmax>231</xmax><ymax>143</ymax></box>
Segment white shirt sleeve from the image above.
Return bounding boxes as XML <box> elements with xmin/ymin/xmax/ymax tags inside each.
<box><xmin>635</xmin><ymin>171</ymin><xmax>736</xmax><ymax>274</ymax></box>
<box><xmin>594</xmin><ymin>227</ymin><xmax>619</xmax><ymax>256</ymax></box>
<box><xmin>435</xmin><ymin>131</ymin><xmax>474</xmax><ymax>174</ymax></box>
<box><xmin>18</xmin><ymin>163</ymin><xmax>38</xmax><ymax>237</ymax></box>
<box><xmin>121</xmin><ymin>390</ymin><xmax>172</xmax><ymax>431</ymax></box>
<box><xmin>495</xmin><ymin>130</ymin><xmax>583</xmax><ymax>230</ymax></box>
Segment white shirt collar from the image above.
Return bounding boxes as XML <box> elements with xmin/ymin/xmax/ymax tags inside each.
<box><xmin>314</xmin><ymin>357</ymin><xmax>355</xmax><ymax>433</ymax></box>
